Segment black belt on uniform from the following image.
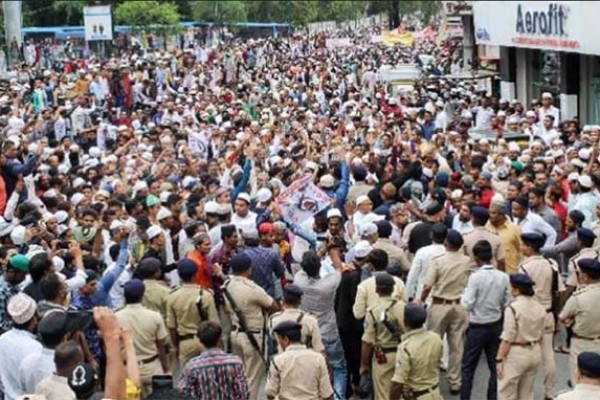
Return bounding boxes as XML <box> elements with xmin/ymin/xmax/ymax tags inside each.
<box><xmin>232</xmin><ymin>326</ymin><xmax>262</xmax><ymax>334</ymax></box>
<box><xmin>381</xmin><ymin>347</ymin><xmax>397</xmax><ymax>354</ymax></box>
<box><xmin>412</xmin><ymin>384</ymin><xmax>439</xmax><ymax>398</ymax></box>
<box><xmin>573</xmin><ymin>333</ymin><xmax>600</xmax><ymax>341</ymax></box>
<box><xmin>431</xmin><ymin>297</ymin><xmax>460</xmax><ymax>305</ymax></box>
<box><xmin>138</xmin><ymin>354</ymin><xmax>159</xmax><ymax>365</ymax></box>
<box><xmin>179</xmin><ymin>334</ymin><xmax>197</xmax><ymax>341</ymax></box>
<box><xmin>510</xmin><ymin>341</ymin><xmax>538</xmax><ymax>346</ymax></box>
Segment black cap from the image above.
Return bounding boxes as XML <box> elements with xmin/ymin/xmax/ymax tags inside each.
<box><xmin>221</xmin><ymin>224</ymin><xmax>237</xmax><ymax>239</ymax></box>
<box><xmin>374</xmin><ymin>220</ymin><xmax>392</xmax><ymax>238</ymax></box>
<box><xmin>283</xmin><ymin>284</ymin><xmax>303</xmax><ymax>298</ymax></box>
<box><xmin>510</xmin><ymin>273</ymin><xmax>535</xmax><ymax>288</ymax></box>
<box><xmin>137</xmin><ymin>257</ymin><xmax>161</xmax><ymax>277</ymax></box>
<box><xmin>431</xmin><ymin>222</ymin><xmax>448</xmax><ymax>237</ymax></box>
<box><xmin>353</xmin><ymin>166</ymin><xmax>368</xmax><ymax>181</ymax></box>
<box><xmin>273</xmin><ymin>320</ymin><xmax>302</xmax><ymax>337</ymax></box>
<box><xmin>177</xmin><ymin>259</ymin><xmax>197</xmax><ymax>277</ymax></box>
<box><xmin>404</xmin><ymin>303</ymin><xmax>427</xmax><ymax>326</ymax></box>
<box><xmin>577</xmin><ymin>258</ymin><xmax>600</xmax><ymax>275</ymax></box>
<box><xmin>577</xmin><ymin>227</ymin><xmax>597</xmax><ymax>242</ymax></box>
<box><xmin>520</xmin><ymin>232</ymin><xmax>545</xmax><ymax>249</ymax></box>
<box><xmin>471</xmin><ymin>206</ymin><xmax>489</xmax><ymax>222</ymax></box>
<box><xmin>123</xmin><ymin>279</ymin><xmax>145</xmax><ymax>298</ymax></box>
<box><xmin>230</xmin><ymin>253</ymin><xmax>252</xmax><ymax>273</ymax></box>
<box><xmin>38</xmin><ymin>309</ymin><xmax>69</xmax><ymax>339</ymax></box>
<box><xmin>446</xmin><ymin>229</ymin><xmax>464</xmax><ymax>247</ymax></box>
<box><xmin>577</xmin><ymin>351</ymin><xmax>600</xmax><ymax>378</ymax></box>
<box><xmin>425</xmin><ymin>201</ymin><xmax>444</xmax><ymax>216</ymax></box>
<box><xmin>375</xmin><ymin>273</ymin><xmax>395</xmax><ymax>288</ymax></box>
<box><xmin>68</xmin><ymin>363</ymin><xmax>98</xmax><ymax>397</ymax></box>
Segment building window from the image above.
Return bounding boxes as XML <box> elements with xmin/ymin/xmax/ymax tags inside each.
<box><xmin>590</xmin><ymin>57</ymin><xmax>600</xmax><ymax>124</ymax></box>
<box><xmin>531</xmin><ymin>50</ymin><xmax>561</xmax><ymax>104</ymax></box>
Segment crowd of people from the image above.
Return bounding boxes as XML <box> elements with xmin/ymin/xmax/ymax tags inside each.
<box><xmin>0</xmin><ymin>20</ymin><xmax>599</xmax><ymax>400</ymax></box>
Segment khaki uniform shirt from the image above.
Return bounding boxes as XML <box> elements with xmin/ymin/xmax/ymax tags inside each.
<box><xmin>566</xmin><ymin>248</ymin><xmax>599</xmax><ymax>288</ymax></box>
<box><xmin>556</xmin><ymin>383</ymin><xmax>600</xmax><ymax>400</ymax></box>
<box><xmin>373</xmin><ymin>239</ymin><xmax>411</xmax><ymax>271</ymax></box>
<box><xmin>353</xmin><ymin>272</ymin><xmax>406</xmax><ymax>319</ymax></box>
<box><xmin>268</xmin><ymin>308</ymin><xmax>325</xmax><ymax>353</ymax></box>
<box><xmin>560</xmin><ymin>283</ymin><xmax>600</xmax><ymax>339</ymax></box>
<box><xmin>500</xmin><ymin>296</ymin><xmax>548</xmax><ymax>343</ymax></box>
<box><xmin>223</xmin><ymin>275</ymin><xmax>273</xmax><ymax>332</ymax></box>
<box><xmin>166</xmin><ymin>283</ymin><xmax>219</xmax><ymax>336</ymax></box>
<box><xmin>592</xmin><ymin>220</ymin><xmax>600</xmax><ymax>251</ymax></box>
<box><xmin>423</xmin><ymin>251</ymin><xmax>470</xmax><ymax>299</ymax></box>
<box><xmin>362</xmin><ymin>297</ymin><xmax>406</xmax><ymax>349</ymax></box>
<box><xmin>116</xmin><ymin>303</ymin><xmax>168</xmax><ymax>361</ymax></box>
<box><xmin>463</xmin><ymin>226</ymin><xmax>506</xmax><ymax>270</ymax></box>
<box><xmin>392</xmin><ymin>328</ymin><xmax>443</xmax><ymax>390</ymax></box>
<box><xmin>265</xmin><ymin>344</ymin><xmax>333</xmax><ymax>400</ymax></box>
<box><xmin>35</xmin><ymin>374</ymin><xmax>76</xmax><ymax>400</ymax></box>
<box><xmin>486</xmin><ymin>220</ymin><xmax>521</xmax><ymax>274</ymax></box>
<box><xmin>519</xmin><ymin>255</ymin><xmax>565</xmax><ymax>310</ymax></box>
<box><xmin>142</xmin><ymin>279</ymin><xmax>170</xmax><ymax>320</ymax></box>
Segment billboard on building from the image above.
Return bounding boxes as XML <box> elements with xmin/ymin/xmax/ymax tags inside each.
<box><xmin>473</xmin><ymin>1</ymin><xmax>600</xmax><ymax>56</ymax></box>
<box><xmin>84</xmin><ymin>5</ymin><xmax>113</xmax><ymax>41</ymax></box>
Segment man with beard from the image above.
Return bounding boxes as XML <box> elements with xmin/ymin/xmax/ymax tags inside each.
<box><xmin>542</xmin><ymin>210</ymin><xmax>585</xmax><ymax>273</ymax></box>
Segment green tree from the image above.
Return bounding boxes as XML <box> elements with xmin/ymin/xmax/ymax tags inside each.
<box><xmin>115</xmin><ymin>1</ymin><xmax>180</xmax><ymax>32</ymax></box>
<box><xmin>192</xmin><ymin>1</ymin><xmax>247</xmax><ymax>24</ymax></box>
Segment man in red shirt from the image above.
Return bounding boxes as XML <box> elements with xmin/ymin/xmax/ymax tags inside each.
<box><xmin>477</xmin><ymin>171</ymin><xmax>494</xmax><ymax>209</ymax></box>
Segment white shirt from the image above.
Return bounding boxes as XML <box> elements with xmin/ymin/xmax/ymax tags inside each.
<box><xmin>474</xmin><ymin>106</ymin><xmax>495</xmax><ymax>130</ymax></box>
<box><xmin>208</xmin><ymin>223</ymin><xmax>223</xmax><ymax>250</ymax></box>
<box><xmin>538</xmin><ymin>105</ymin><xmax>560</xmax><ymax>127</ymax></box>
<box><xmin>19</xmin><ymin>347</ymin><xmax>55</xmax><ymax>395</ymax></box>
<box><xmin>517</xmin><ymin>211</ymin><xmax>557</xmax><ymax>247</ymax></box>
<box><xmin>452</xmin><ymin>214</ymin><xmax>474</xmax><ymax>235</ymax></box>
<box><xmin>231</xmin><ymin>211</ymin><xmax>257</xmax><ymax>236</ymax></box>
<box><xmin>103</xmin><ymin>261</ymin><xmax>132</xmax><ymax>310</ymax></box>
<box><xmin>535</xmin><ymin>127</ymin><xmax>560</xmax><ymax>147</ymax></box>
<box><xmin>0</xmin><ymin>329</ymin><xmax>42</xmax><ymax>400</ymax></box>
<box><xmin>405</xmin><ymin>243</ymin><xmax>445</xmax><ymax>300</ymax></box>
<box><xmin>352</xmin><ymin>211</ymin><xmax>385</xmax><ymax>233</ymax></box>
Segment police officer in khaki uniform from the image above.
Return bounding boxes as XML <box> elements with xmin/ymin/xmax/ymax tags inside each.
<box><xmin>519</xmin><ymin>232</ymin><xmax>566</xmax><ymax>400</ymax></box>
<box><xmin>265</xmin><ymin>321</ymin><xmax>334</xmax><ymax>400</ymax></box>
<box><xmin>420</xmin><ymin>229</ymin><xmax>470</xmax><ymax>395</ymax></box>
<box><xmin>115</xmin><ymin>279</ymin><xmax>170</xmax><ymax>397</ymax></box>
<box><xmin>390</xmin><ymin>303</ymin><xmax>443</xmax><ymax>400</ymax></box>
<box><xmin>360</xmin><ymin>274</ymin><xmax>406</xmax><ymax>400</ymax></box>
<box><xmin>166</xmin><ymin>259</ymin><xmax>219</xmax><ymax>366</ymax></box>
<box><xmin>137</xmin><ymin>257</ymin><xmax>170</xmax><ymax>320</ymax></box>
<box><xmin>565</xmin><ymin>228</ymin><xmax>598</xmax><ymax>295</ymax></box>
<box><xmin>560</xmin><ymin>258</ymin><xmax>600</xmax><ymax>383</ymax></box>
<box><xmin>463</xmin><ymin>207</ymin><xmax>506</xmax><ymax>271</ymax></box>
<box><xmin>224</xmin><ymin>252</ymin><xmax>280</xmax><ymax>400</ymax></box>
<box><xmin>268</xmin><ymin>284</ymin><xmax>324</xmax><ymax>354</ymax></box>
<box><xmin>496</xmin><ymin>274</ymin><xmax>549</xmax><ymax>400</ymax></box>
<box><xmin>353</xmin><ymin>249</ymin><xmax>405</xmax><ymax>320</ymax></box>
<box><xmin>372</xmin><ymin>220</ymin><xmax>411</xmax><ymax>271</ymax></box>
<box><xmin>557</xmin><ymin>352</ymin><xmax>600</xmax><ymax>400</ymax></box>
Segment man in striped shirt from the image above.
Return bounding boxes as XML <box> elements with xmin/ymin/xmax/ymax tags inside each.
<box><xmin>178</xmin><ymin>321</ymin><xmax>249</xmax><ymax>400</ymax></box>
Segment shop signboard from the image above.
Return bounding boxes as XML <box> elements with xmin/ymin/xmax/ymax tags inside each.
<box><xmin>84</xmin><ymin>6</ymin><xmax>113</xmax><ymax>41</ymax></box>
<box><xmin>473</xmin><ymin>1</ymin><xmax>600</xmax><ymax>56</ymax></box>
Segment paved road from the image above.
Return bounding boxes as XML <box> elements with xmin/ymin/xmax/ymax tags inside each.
<box><xmin>257</xmin><ymin>329</ymin><xmax>573</xmax><ymax>400</ymax></box>
<box><xmin>440</xmin><ymin>329</ymin><xmax>572</xmax><ymax>400</ymax></box>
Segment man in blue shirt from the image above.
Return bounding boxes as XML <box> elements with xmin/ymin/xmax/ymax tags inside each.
<box><xmin>460</xmin><ymin>240</ymin><xmax>511</xmax><ymax>400</ymax></box>
<box><xmin>244</xmin><ymin>223</ymin><xmax>285</xmax><ymax>300</ymax></box>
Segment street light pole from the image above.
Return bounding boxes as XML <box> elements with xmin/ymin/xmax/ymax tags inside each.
<box><xmin>3</xmin><ymin>0</ymin><xmax>23</xmax><ymax>66</ymax></box>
